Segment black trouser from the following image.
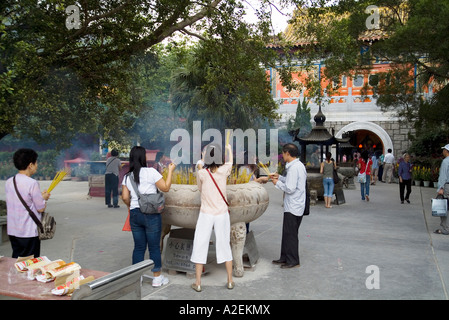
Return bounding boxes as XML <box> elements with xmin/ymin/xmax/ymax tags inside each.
<box><xmin>10</xmin><ymin>235</ymin><xmax>40</xmax><ymax>258</ymax></box>
<box><xmin>399</xmin><ymin>179</ymin><xmax>412</xmax><ymax>202</ymax></box>
<box><xmin>105</xmin><ymin>173</ymin><xmax>119</xmax><ymax>206</ymax></box>
<box><xmin>280</xmin><ymin>212</ymin><xmax>303</xmax><ymax>266</ymax></box>
<box><xmin>378</xmin><ymin>165</ymin><xmax>383</xmax><ymax>181</ymax></box>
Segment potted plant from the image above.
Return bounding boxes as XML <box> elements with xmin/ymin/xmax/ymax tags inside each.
<box><xmin>422</xmin><ymin>167</ymin><xmax>431</xmax><ymax>187</ymax></box>
<box><xmin>431</xmin><ymin>167</ymin><xmax>440</xmax><ymax>189</ymax></box>
<box><xmin>412</xmin><ymin>166</ymin><xmax>422</xmax><ymax>186</ymax></box>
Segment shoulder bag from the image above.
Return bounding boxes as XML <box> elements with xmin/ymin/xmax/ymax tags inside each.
<box><xmin>127</xmin><ymin>173</ymin><xmax>165</xmax><ymax>214</ymax></box>
<box><xmin>303</xmin><ymin>180</ymin><xmax>310</xmax><ymax>216</ymax></box>
<box><xmin>332</xmin><ymin>161</ymin><xmax>340</xmax><ymax>184</ymax></box>
<box><xmin>13</xmin><ymin>176</ymin><xmax>56</xmax><ymax>240</ymax></box>
<box><xmin>357</xmin><ymin>160</ymin><xmax>367</xmax><ymax>183</ymax></box>
<box><xmin>206</xmin><ymin>169</ymin><xmax>230</xmax><ymax>214</ymax></box>
<box><xmin>357</xmin><ymin>171</ymin><xmax>366</xmax><ymax>183</ymax></box>
<box><xmin>431</xmin><ymin>194</ymin><xmax>448</xmax><ymax>217</ymax></box>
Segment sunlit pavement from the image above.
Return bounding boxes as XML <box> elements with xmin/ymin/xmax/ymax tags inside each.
<box><xmin>1</xmin><ymin>179</ymin><xmax>448</xmax><ymax>300</ymax></box>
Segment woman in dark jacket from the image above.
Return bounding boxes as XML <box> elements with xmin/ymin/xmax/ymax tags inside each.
<box><xmin>398</xmin><ymin>153</ymin><xmax>412</xmax><ymax>204</ymax></box>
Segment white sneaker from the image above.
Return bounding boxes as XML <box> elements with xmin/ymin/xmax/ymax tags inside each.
<box><xmin>152</xmin><ymin>275</ymin><xmax>169</xmax><ymax>287</ymax></box>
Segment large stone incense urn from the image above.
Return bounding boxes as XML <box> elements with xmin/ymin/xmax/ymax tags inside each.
<box><xmin>162</xmin><ymin>181</ymin><xmax>269</xmax><ymax>276</ymax></box>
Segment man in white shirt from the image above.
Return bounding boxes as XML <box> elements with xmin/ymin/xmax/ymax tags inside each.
<box><xmin>382</xmin><ymin>148</ymin><xmax>395</xmax><ymax>183</ymax></box>
<box><xmin>266</xmin><ymin>143</ymin><xmax>307</xmax><ymax>269</ymax></box>
<box><xmin>435</xmin><ymin>144</ymin><xmax>449</xmax><ymax>235</ymax></box>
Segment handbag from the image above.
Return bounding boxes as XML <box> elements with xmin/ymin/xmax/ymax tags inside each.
<box><xmin>303</xmin><ymin>181</ymin><xmax>310</xmax><ymax>216</ymax></box>
<box><xmin>357</xmin><ymin>172</ymin><xmax>366</xmax><ymax>183</ymax></box>
<box><xmin>357</xmin><ymin>158</ymin><xmax>371</xmax><ymax>183</ymax></box>
<box><xmin>206</xmin><ymin>169</ymin><xmax>230</xmax><ymax>213</ymax></box>
<box><xmin>332</xmin><ymin>162</ymin><xmax>340</xmax><ymax>184</ymax></box>
<box><xmin>13</xmin><ymin>176</ymin><xmax>56</xmax><ymax>240</ymax></box>
<box><xmin>127</xmin><ymin>173</ymin><xmax>165</xmax><ymax>214</ymax></box>
<box><xmin>431</xmin><ymin>194</ymin><xmax>448</xmax><ymax>217</ymax></box>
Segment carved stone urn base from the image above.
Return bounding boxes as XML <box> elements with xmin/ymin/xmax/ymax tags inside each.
<box><xmin>230</xmin><ymin>222</ymin><xmax>247</xmax><ymax>277</ymax></box>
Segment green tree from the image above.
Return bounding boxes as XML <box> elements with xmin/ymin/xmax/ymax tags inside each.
<box><xmin>0</xmin><ymin>0</ymin><xmax>292</xmax><ymax>149</ymax></box>
<box><xmin>287</xmin><ymin>98</ymin><xmax>311</xmax><ymax>137</ymax></box>
<box><xmin>170</xmin><ymin>28</ymin><xmax>280</xmax><ymax>132</ymax></box>
<box><xmin>125</xmin><ymin>43</ymin><xmax>190</xmax><ymax>152</ymax></box>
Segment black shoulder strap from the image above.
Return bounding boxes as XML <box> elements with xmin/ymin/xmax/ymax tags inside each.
<box><xmin>106</xmin><ymin>157</ymin><xmax>119</xmax><ymax>171</ymax></box>
<box><xmin>13</xmin><ymin>176</ymin><xmax>43</xmax><ymax>232</ymax></box>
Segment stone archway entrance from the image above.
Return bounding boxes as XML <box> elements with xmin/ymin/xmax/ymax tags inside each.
<box><xmin>335</xmin><ymin>121</ymin><xmax>394</xmax><ymax>154</ymax></box>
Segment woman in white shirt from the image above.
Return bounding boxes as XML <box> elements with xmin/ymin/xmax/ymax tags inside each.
<box><xmin>122</xmin><ymin>146</ymin><xmax>175</xmax><ymax>287</ymax></box>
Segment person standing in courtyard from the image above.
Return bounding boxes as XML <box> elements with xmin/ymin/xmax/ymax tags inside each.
<box><xmin>382</xmin><ymin>149</ymin><xmax>395</xmax><ymax>183</ymax></box>
<box><xmin>105</xmin><ymin>149</ymin><xmax>121</xmax><ymax>208</ymax></box>
<box><xmin>371</xmin><ymin>151</ymin><xmax>380</xmax><ymax>185</ymax></box>
<box><xmin>190</xmin><ymin>143</ymin><xmax>234</xmax><ymax>292</ymax></box>
<box><xmin>358</xmin><ymin>150</ymin><xmax>372</xmax><ymax>201</ymax></box>
<box><xmin>434</xmin><ymin>144</ymin><xmax>449</xmax><ymax>235</ymax></box>
<box><xmin>378</xmin><ymin>152</ymin><xmax>384</xmax><ymax>182</ymax></box>
<box><xmin>311</xmin><ymin>148</ymin><xmax>321</xmax><ymax>167</ymax></box>
<box><xmin>398</xmin><ymin>153</ymin><xmax>412</xmax><ymax>204</ymax></box>
<box><xmin>121</xmin><ymin>146</ymin><xmax>176</xmax><ymax>287</ymax></box>
<box><xmin>267</xmin><ymin>143</ymin><xmax>307</xmax><ymax>269</ymax></box>
<box><xmin>320</xmin><ymin>152</ymin><xmax>336</xmax><ymax>208</ymax></box>
<box><xmin>353</xmin><ymin>154</ymin><xmax>359</xmax><ymax>174</ymax></box>
<box><xmin>5</xmin><ymin>148</ymin><xmax>51</xmax><ymax>258</ymax></box>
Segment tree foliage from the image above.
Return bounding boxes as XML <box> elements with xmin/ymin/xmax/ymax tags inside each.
<box><xmin>287</xmin><ymin>98</ymin><xmax>311</xmax><ymax>137</ymax></box>
<box><xmin>170</xmin><ymin>27</ymin><xmax>280</xmax><ymax>132</ymax></box>
<box><xmin>125</xmin><ymin>43</ymin><xmax>189</xmax><ymax>152</ymax></box>
<box><xmin>1</xmin><ymin>0</ymin><xmax>287</xmax><ymax>149</ymax></box>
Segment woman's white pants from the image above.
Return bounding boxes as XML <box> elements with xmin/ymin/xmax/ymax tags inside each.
<box><xmin>190</xmin><ymin>212</ymin><xmax>233</xmax><ymax>264</ymax></box>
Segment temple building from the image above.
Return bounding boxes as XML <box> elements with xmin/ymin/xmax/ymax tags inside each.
<box><xmin>267</xmin><ymin>6</ymin><xmax>436</xmax><ymax>162</ymax></box>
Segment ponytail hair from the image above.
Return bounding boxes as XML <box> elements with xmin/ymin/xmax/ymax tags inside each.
<box><xmin>128</xmin><ymin>146</ymin><xmax>147</xmax><ymax>185</ymax></box>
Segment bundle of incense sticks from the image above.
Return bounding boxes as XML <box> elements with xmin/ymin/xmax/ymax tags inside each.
<box><xmin>162</xmin><ymin>165</ymin><xmax>253</xmax><ymax>185</ymax></box>
<box><xmin>47</xmin><ymin>168</ymin><xmax>69</xmax><ymax>193</ymax></box>
<box><xmin>258</xmin><ymin>162</ymin><xmax>271</xmax><ymax>176</ymax></box>
<box><xmin>226</xmin><ymin>130</ymin><xmax>232</xmax><ymax>146</ymax></box>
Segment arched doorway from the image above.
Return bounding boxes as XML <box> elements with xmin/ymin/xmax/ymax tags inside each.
<box><xmin>336</xmin><ymin>122</ymin><xmax>393</xmax><ymax>154</ymax></box>
<box><xmin>353</xmin><ymin>129</ymin><xmax>383</xmax><ymax>153</ymax></box>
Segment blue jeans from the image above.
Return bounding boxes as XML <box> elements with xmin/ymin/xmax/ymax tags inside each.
<box><xmin>323</xmin><ymin>177</ymin><xmax>335</xmax><ymax>197</ymax></box>
<box><xmin>360</xmin><ymin>175</ymin><xmax>371</xmax><ymax>200</ymax></box>
<box><xmin>130</xmin><ymin>208</ymin><xmax>162</xmax><ymax>272</ymax></box>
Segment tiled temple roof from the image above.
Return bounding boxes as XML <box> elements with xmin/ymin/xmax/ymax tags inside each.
<box><xmin>267</xmin><ymin>4</ymin><xmax>408</xmax><ymax>49</ymax></box>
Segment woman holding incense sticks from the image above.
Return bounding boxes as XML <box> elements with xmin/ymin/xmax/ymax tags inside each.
<box><xmin>121</xmin><ymin>146</ymin><xmax>176</xmax><ymax>288</ymax></box>
<box><xmin>190</xmin><ymin>143</ymin><xmax>234</xmax><ymax>292</ymax></box>
<box><xmin>5</xmin><ymin>148</ymin><xmax>51</xmax><ymax>258</ymax></box>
